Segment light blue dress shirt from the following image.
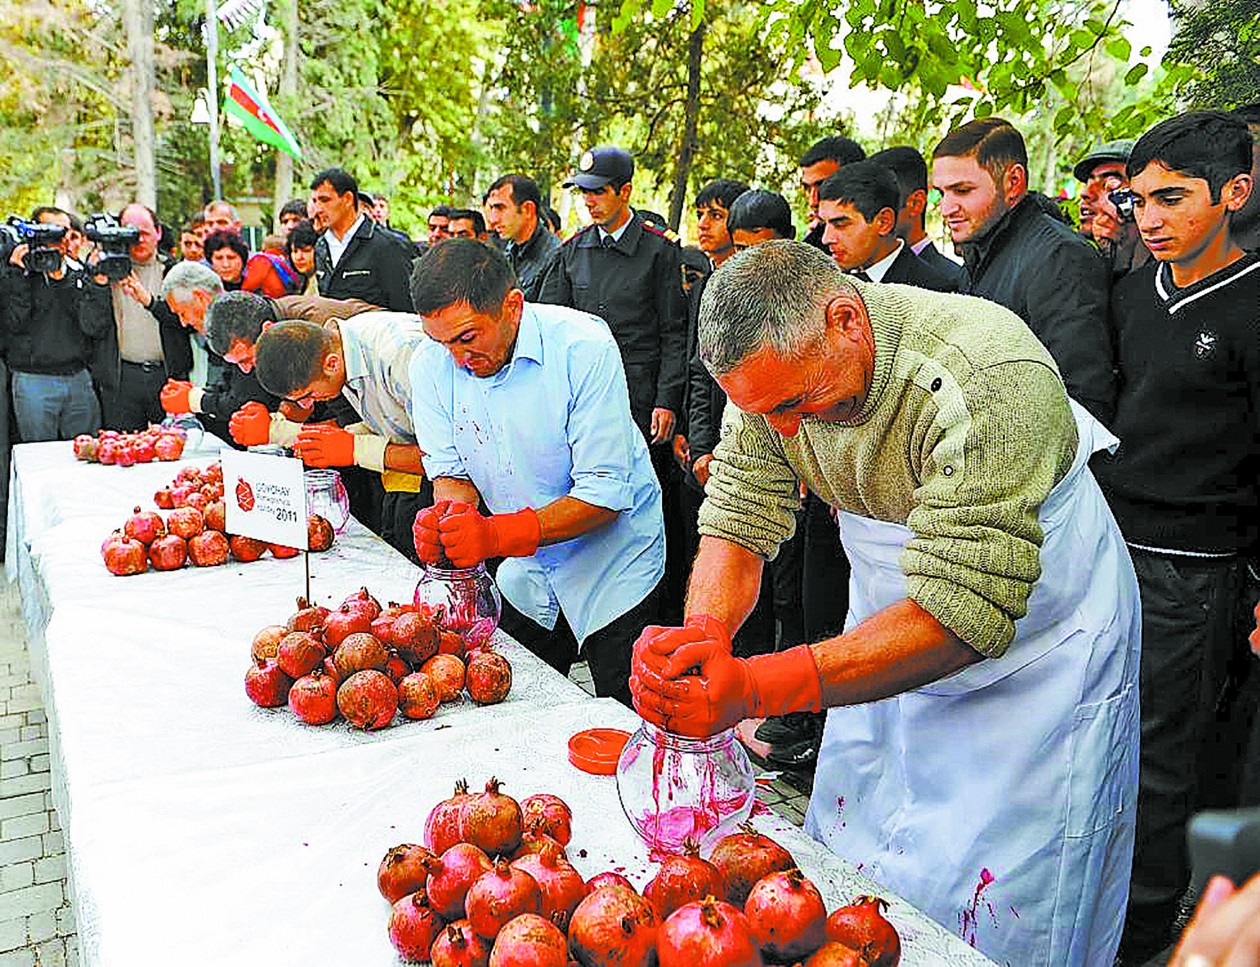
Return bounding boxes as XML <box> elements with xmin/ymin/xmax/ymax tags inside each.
<box><xmin>408</xmin><ymin>302</ymin><xmax>665</xmax><ymax>646</ymax></box>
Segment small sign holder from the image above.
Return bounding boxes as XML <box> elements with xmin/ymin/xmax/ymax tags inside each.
<box><xmin>221</xmin><ymin>448</ymin><xmax>313</xmax><ymax>599</ymax></box>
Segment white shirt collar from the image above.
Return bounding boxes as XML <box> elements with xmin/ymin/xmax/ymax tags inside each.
<box><xmin>863</xmin><ymin>239</ymin><xmax>904</xmax><ymax>283</ymax></box>
<box><xmin>326</xmin><ymin>214</ymin><xmax>365</xmax><ymax>268</ymax></box>
<box><xmin>598</xmin><ymin>213</ymin><xmax>633</xmax><ymax>245</ymax></box>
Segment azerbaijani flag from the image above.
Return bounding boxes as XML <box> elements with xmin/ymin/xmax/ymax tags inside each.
<box><xmin>224</xmin><ymin>66</ymin><xmax>302</xmax><ymax>159</ymax></box>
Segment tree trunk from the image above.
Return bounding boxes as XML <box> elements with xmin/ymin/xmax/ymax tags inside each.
<box><xmin>272</xmin><ymin>0</ymin><xmax>300</xmax><ymax>230</ymax></box>
<box><xmin>123</xmin><ymin>0</ymin><xmax>156</xmax><ymax>207</ymax></box>
<box><xmin>667</xmin><ymin>19</ymin><xmax>705</xmax><ymax>232</ymax></box>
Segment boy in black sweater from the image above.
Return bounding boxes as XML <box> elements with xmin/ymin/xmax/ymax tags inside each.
<box><xmin>1094</xmin><ymin>110</ymin><xmax>1258</xmax><ymax>964</ymax></box>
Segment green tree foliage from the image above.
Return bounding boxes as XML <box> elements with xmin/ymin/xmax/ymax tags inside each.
<box><xmin>1166</xmin><ymin>0</ymin><xmax>1259</xmax><ymax>108</ymax></box>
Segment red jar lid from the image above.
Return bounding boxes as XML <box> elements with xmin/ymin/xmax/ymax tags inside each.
<box><xmin>568</xmin><ymin>728</ymin><xmax>631</xmax><ymax>775</ymax></box>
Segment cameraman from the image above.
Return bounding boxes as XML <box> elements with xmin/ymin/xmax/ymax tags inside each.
<box><xmin>82</xmin><ymin>203</ymin><xmax>193</xmax><ymax>430</ymax></box>
<box><xmin>1074</xmin><ymin>140</ymin><xmax>1152</xmax><ymax>279</ymax></box>
<box><xmin>0</xmin><ymin>206</ymin><xmax>103</xmax><ymax>441</ymax></box>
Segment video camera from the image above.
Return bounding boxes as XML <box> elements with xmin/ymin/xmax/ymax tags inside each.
<box><xmin>1108</xmin><ymin>188</ymin><xmax>1137</xmax><ymax>223</ymax></box>
<box><xmin>85</xmin><ymin>212</ymin><xmax>141</xmax><ymax>282</ymax></box>
<box><xmin>0</xmin><ymin>217</ymin><xmax>67</xmax><ymax>274</ymax></box>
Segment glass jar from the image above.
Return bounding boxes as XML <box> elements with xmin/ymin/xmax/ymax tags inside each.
<box><xmin>413</xmin><ymin>563</ymin><xmax>502</xmax><ymax>649</ymax></box>
<box><xmin>304</xmin><ymin>469</ymin><xmax>351</xmax><ymax>534</ymax></box>
<box><xmin>615</xmin><ymin>721</ymin><xmax>756</xmax><ymax>856</ymax></box>
<box><xmin>159</xmin><ymin>413</ymin><xmax>205</xmax><ymax>452</ymax></box>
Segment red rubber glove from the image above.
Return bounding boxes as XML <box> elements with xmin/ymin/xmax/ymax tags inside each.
<box><xmin>412</xmin><ymin>500</ymin><xmax>452</xmax><ymax>565</ymax></box>
<box><xmin>631</xmin><ymin>614</ymin><xmax>733</xmax><ymax>680</ymax></box>
<box><xmin>631</xmin><ymin>638</ymin><xmax>823</xmax><ymax>739</ymax></box>
<box><xmin>229</xmin><ymin>401</ymin><xmax>271</xmax><ymax>447</ymax></box>
<box><xmin>437</xmin><ymin>504</ymin><xmax>541</xmax><ymax>568</ymax></box>
<box><xmin>1251</xmin><ymin>600</ymin><xmax>1260</xmax><ymax>658</ymax></box>
<box><xmin>160</xmin><ymin>379</ymin><xmax>193</xmax><ymax>415</ymax></box>
<box><xmin>293</xmin><ymin>424</ymin><xmax>355</xmax><ymax>467</ymax></box>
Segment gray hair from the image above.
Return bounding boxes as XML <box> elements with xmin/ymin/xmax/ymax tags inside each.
<box><xmin>698</xmin><ymin>240</ymin><xmax>850</xmax><ymax>375</ymax></box>
<box><xmin>161</xmin><ymin>260</ymin><xmax>225</xmax><ymax>302</ymax></box>
<box><xmin>204</xmin><ymin>199</ymin><xmax>240</xmax><ymax>221</ymax></box>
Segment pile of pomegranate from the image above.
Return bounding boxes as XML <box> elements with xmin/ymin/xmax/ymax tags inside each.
<box><xmin>102</xmin><ymin>499</ymin><xmax>334</xmax><ymax>576</ymax></box>
<box><xmin>152</xmin><ymin>461</ymin><xmax>224</xmax><ymax>511</ymax></box>
<box><xmin>378</xmin><ymin>787</ymin><xmax>903</xmax><ymax>966</ymax></box>
<box><xmin>244</xmin><ymin>587</ymin><xmax>513</xmax><ymax>729</ymax></box>
<box><xmin>72</xmin><ymin>426</ymin><xmax>186</xmax><ymax>465</ymax></box>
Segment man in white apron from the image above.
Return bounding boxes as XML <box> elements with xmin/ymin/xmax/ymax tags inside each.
<box><xmin>631</xmin><ymin>241</ymin><xmax>1141</xmax><ymax>966</ymax></box>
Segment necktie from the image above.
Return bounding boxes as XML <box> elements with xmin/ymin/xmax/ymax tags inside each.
<box><xmin>601</xmin><ymin>234</ymin><xmax>615</xmax><ymax>250</ymax></box>
<box><xmin>852</xmin><ymin>270</ymin><xmax>872</xmax><ymax>282</ymax></box>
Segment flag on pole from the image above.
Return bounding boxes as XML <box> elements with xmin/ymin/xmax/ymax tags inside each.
<box><xmin>223</xmin><ymin>65</ymin><xmax>302</xmax><ymax>159</ymax></box>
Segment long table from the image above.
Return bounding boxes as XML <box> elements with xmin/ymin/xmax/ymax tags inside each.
<box><xmin>6</xmin><ymin>439</ymin><xmax>995</xmax><ymax>966</ymax></box>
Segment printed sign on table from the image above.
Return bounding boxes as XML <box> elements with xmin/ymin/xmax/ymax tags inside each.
<box><xmin>221</xmin><ymin>449</ymin><xmax>308</xmax><ymax>549</ymax></box>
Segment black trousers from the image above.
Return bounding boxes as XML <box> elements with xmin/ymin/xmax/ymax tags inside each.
<box><xmin>498</xmin><ymin>580</ymin><xmax>662</xmax><ymax>709</ymax></box>
<box><xmin>801</xmin><ymin>492</ymin><xmax>850</xmax><ymax>642</ymax></box>
<box><xmin>100</xmin><ymin>360</ymin><xmax>166</xmax><ymax>431</ymax></box>
<box><xmin>380</xmin><ymin>482</ymin><xmax>433</xmax><ymax>564</ymax></box>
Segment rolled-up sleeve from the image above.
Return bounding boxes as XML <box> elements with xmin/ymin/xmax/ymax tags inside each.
<box><xmin>408</xmin><ymin>343</ymin><xmax>467</xmax><ymax>481</ymax></box>
<box><xmin>565</xmin><ymin>337</ymin><xmax>637</xmax><ymax>512</ymax></box>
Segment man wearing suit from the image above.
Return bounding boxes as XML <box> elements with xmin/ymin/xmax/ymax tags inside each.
<box><xmin>816</xmin><ymin>162</ymin><xmax>956</xmax><ymax>292</ymax></box>
<box><xmin>868</xmin><ymin>146</ymin><xmax>964</xmax><ymax>285</ymax></box>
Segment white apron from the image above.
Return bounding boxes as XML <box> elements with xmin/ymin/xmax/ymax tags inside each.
<box><xmin>804</xmin><ymin>402</ymin><xmax>1141</xmax><ymax>966</ymax></box>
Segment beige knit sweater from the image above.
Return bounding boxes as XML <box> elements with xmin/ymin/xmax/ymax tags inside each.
<box><xmin>697</xmin><ymin>281</ymin><xmax>1078</xmax><ymax>658</ymax></box>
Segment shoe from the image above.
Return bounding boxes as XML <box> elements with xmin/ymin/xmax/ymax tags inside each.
<box><xmin>754</xmin><ymin>711</ymin><xmax>820</xmax><ymax>745</ymax></box>
<box><xmin>766</xmin><ymin>735</ymin><xmax>820</xmax><ymax>769</ymax></box>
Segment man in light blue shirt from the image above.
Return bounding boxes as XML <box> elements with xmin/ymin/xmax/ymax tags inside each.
<box><xmin>408</xmin><ymin>239</ymin><xmax>664</xmax><ymax>706</ymax></box>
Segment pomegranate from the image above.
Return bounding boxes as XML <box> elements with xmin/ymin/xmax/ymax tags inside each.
<box><xmin>439</xmin><ymin>630</ymin><xmax>466</xmax><ymax>659</ymax></box>
<box><xmin>658</xmin><ymin>896</ymin><xmax>764</xmax><ymax>967</ymax></box>
<box><xmin>230</xmin><ymin>535</ymin><xmax>269</xmax><ymax>563</ymax></box>
<box><xmin>333</xmin><ymin>632</ymin><xmax>390</xmax><ymax>679</ymax></box>
<box><xmin>379</xmin><ymin>843</ymin><xmax>437</xmax><ymax>904</ymax></box>
<box><xmin>278</xmin><ymin>631</ymin><xmax>327</xmax><ymax>679</ymax></box>
<box><xmin>166</xmin><ymin>506</ymin><xmax>205</xmax><ymax>540</ymax></box>
<box><xmin>244</xmin><ymin>658</ymin><xmax>293</xmax><ymax>707</ymax></box>
<box><xmin>185</xmin><ymin>491</ymin><xmax>208</xmax><ymax>511</ymax></box>
<box><xmin>204</xmin><ymin>500</ymin><xmax>227</xmax><ymax>533</ymax></box>
<box><xmin>251</xmin><ymin>624</ymin><xmax>289</xmax><ymax>662</ymax></box>
<box><xmin>72</xmin><ymin>434</ymin><xmax>94</xmax><ymax>459</ymax></box>
<box><xmin>384</xmin><ymin>648</ymin><xmax>412</xmax><ymax>685</ymax></box>
<box><xmin>323</xmin><ymin>604</ymin><xmax>373</xmax><ymax>648</ymax></box>
<box><xmin>398</xmin><ymin>672</ymin><xmax>441</xmax><ymax>720</ymax></box>
<box><xmin>153</xmin><ymin>434</ymin><xmax>184</xmax><ymax>460</ymax></box>
<box><xmin>585</xmin><ymin>872</ymin><xmax>636</xmax><ymax>894</ymax></box>
<box><xmin>644</xmin><ymin>838</ymin><xmax>725</xmax><ymax>918</ymax></box>
<box><xmin>288</xmin><ymin>667</ymin><xmax>338</xmax><ymax>725</ymax></box>
<box><xmin>307</xmin><ymin>514</ymin><xmax>334</xmax><ymax>551</ymax></box>
<box><xmin>342</xmin><ymin>586</ymin><xmax>382</xmax><ymax>619</ymax></box>
<box><xmin>153</xmin><ymin>487</ymin><xmax>175</xmax><ymax>509</ymax></box>
<box><xmin>425</xmin><ymin>842</ymin><xmax>493</xmax><ymax>919</ymax></box>
<box><xmin>124</xmin><ymin>506</ymin><xmax>165</xmax><ymax>545</ymax></box>
<box><xmin>426</xmin><ymin>780</ymin><xmax>474</xmax><ymax>854</ymax></box>
<box><xmin>512</xmin><ymin>829</ymin><xmax>568</xmax><ymax>863</ymax></box>
<box><xmin>824</xmin><ymin>897</ymin><xmax>900</xmax><ymax>967</ymax></box>
<box><xmin>371</xmin><ymin>612</ymin><xmax>399</xmax><ymax>642</ymax></box>
<box><xmin>114</xmin><ymin>444</ymin><xmax>136</xmax><ymax>467</ymax></box>
<box><xmin>103</xmin><ymin>537</ymin><xmax>147</xmax><ymax>576</ymax></box>
<box><xmin>147</xmin><ymin>534</ymin><xmax>187</xmax><ymax>571</ymax></box>
<box><xmin>187</xmin><ymin>529</ymin><xmax>230</xmax><ymax>567</ymax></box>
<box><xmin>389</xmin><ymin>889</ymin><xmax>446</xmax><ymax>962</ymax></box>
<box><xmin>488</xmin><ymin>913</ymin><xmax>569</xmax><ymax>967</ymax></box>
<box><xmin>422</xmin><ymin>654</ymin><xmax>466</xmax><ymax>703</ymax></box>
<box><xmin>510</xmin><ymin>843</ymin><xmax>586</xmax><ymax>923</ymax></box>
<box><xmin>269</xmin><ymin>543</ymin><xmax>300</xmax><ymax>558</ymax></box>
<box><xmin>804</xmin><ymin>943</ymin><xmax>869</xmax><ymax>967</ymax></box>
<box><xmin>465</xmin><ymin>857</ymin><xmax>542</xmax><ymax>939</ymax></box>
<box><xmin>432</xmin><ymin>920</ymin><xmax>492</xmax><ymax>967</ymax></box>
<box><xmin>322</xmin><ymin>656</ymin><xmax>341</xmax><ymax>684</ymax></box>
<box><xmin>287</xmin><ymin>596</ymin><xmax>329</xmax><ymax>634</ymax></box>
<box><xmin>709</xmin><ymin>825</ymin><xmax>795</xmax><ymax>905</ymax></box>
<box><xmin>744</xmin><ymin>868</ymin><xmax>827</xmax><ymax>962</ymax></box>
<box><xmin>461</xmin><ymin>777</ymin><xmax>524</xmax><ymax>856</ymax></box>
<box><xmin>521</xmin><ymin>794</ymin><xmax>572</xmax><ymax>847</ymax></box>
<box><xmin>131</xmin><ymin>438</ymin><xmax>155</xmax><ymax>463</ymax></box>
<box><xmin>391</xmin><ymin>611</ymin><xmax>441</xmax><ymax>665</ymax></box>
<box><xmin>466</xmin><ymin>652</ymin><xmax>512</xmax><ymax>705</ymax></box>
<box><xmin>569</xmin><ymin>885</ymin><xmax>660</xmax><ymax>967</ymax></box>
<box><xmin>336</xmin><ymin>670</ymin><xmax>397</xmax><ymax>730</ymax></box>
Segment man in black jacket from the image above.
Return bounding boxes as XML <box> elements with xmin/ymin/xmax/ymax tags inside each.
<box><xmin>310</xmin><ymin>168</ymin><xmax>415</xmax><ymax>311</ymax></box>
<box><xmin>932</xmin><ymin>118</ymin><xmax>1115</xmax><ymax>425</ymax></box>
<box><xmin>0</xmin><ymin>206</ymin><xmax>104</xmax><ymax>440</ymax></box>
<box><xmin>868</xmin><ymin>146</ymin><xmax>964</xmax><ymax>284</ymax></box>
<box><xmin>484</xmin><ymin>174</ymin><xmax>560</xmax><ymax>299</ymax></box>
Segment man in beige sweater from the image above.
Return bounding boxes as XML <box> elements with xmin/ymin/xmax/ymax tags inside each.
<box><xmin>632</xmin><ymin>241</ymin><xmax>1140</xmax><ymax>966</ymax></box>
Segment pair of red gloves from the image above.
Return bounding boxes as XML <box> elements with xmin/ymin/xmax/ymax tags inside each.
<box><xmin>228</xmin><ymin>402</ymin><xmax>355</xmax><ymax>468</ymax></box>
<box><xmin>412</xmin><ymin>500</ymin><xmax>541</xmax><ymax>570</ymax></box>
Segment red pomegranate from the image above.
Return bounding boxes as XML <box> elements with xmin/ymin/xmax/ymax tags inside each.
<box><xmin>277</xmin><ymin>631</ymin><xmax>327</xmax><ymax>680</ymax></box>
<box><xmin>824</xmin><ymin>896</ymin><xmax>900</xmax><ymax>967</ymax></box>
<box><xmin>510</xmin><ymin>843</ymin><xmax>586</xmax><ymax>923</ymax></box>
<box><xmin>131</xmin><ymin>438</ymin><xmax>155</xmax><ymax>463</ymax></box>
<box><xmin>72</xmin><ymin>434</ymin><xmax>94</xmax><ymax>459</ymax></box>
<box><xmin>585</xmin><ymin>872</ymin><xmax>636</xmax><ymax>895</ymax></box>
<box><xmin>378</xmin><ymin>843</ymin><xmax>437</xmax><ymax>904</ymax></box>
<box><xmin>187</xmin><ymin>529</ymin><xmax>230</xmax><ymax>567</ymax></box>
<box><xmin>184</xmin><ymin>491</ymin><xmax>208</xmax><ymax>512</ymax></box>
<box><xmin>114</xmin><ymin>444</ymin><xmax>136</xmax><ymax>467</ymax></box>
<box><xmin>269</xmin><ymin>543</ymin><xmax>300</xmax><ymax>558</ymax></box>
<box><xmin>438</xmin><ymin>630</ymin><xmax>466</xmax><ymax>659</ymax></box>
<box><xmin>147</xmin><ymin>534</ymin><xmax>187</xmax><ymax>571</ymax></box>
<box><xmin>203</xmin><ymin>500</ymin><xmax>227</xmax><ymax>533</ymax></box>
<box><xmin>244</xmin><ymin>658</ymin><xmax>293</xmax><ymax>708</ymax></box>
<box><xmin>333</xmin><ymin>632</ymin><xmax>390</xmax><ymax>679</ymax></box>
<box><xmin>432</xmin><ymin>920</ymin><xmax>492</xmax><ymax>967</ymax></box>
<box><xmin>422</xmin><ymin>654</ymin><xmax>466</xmax><ymax>703</ymax></box>
<box><xmin>744</xmin><ymin>868</ymin><xmax>827</xmax><ymax>962</ymax></box>
<box><xmin>568</xmin><ymin>885</ymin><xmax>660</xmax><ymax>967</ymax></box>
<box><xmin>384</xmin><ymin>649</ymin><xmax>411</xmax><ymax>685</ymax></box>
<box><xmin>288</xmin><ymin>667</ymin><xmax>338</xmax><ymax>725</ymax></box>
<box><xmin>372</xmin><ymin>613</ymin><xmax>398</xmax><ymax>642</ymax></box>
<box><xmin>103</xmin><ymin>537</ymin><xmax>147</xmax><ymax>576</ymax></box>
<box><xmin>230</xmin><ymin>535</ymin><xmax>269</xmax><ymax>563</ymax></box>
<box><xmin>336</xmin><ymin>670</ymin><xmax>397</xmax><ymax>730</ymax></box>
<box><xmin>307</xmin><ymin>514</ymin><xmax>334</xmax><ymax>552</ymax></box>
<box><xmin>153</xmin><ymin>434</ymin><xmax>184</xmax><ymax>461</ymax></box>
<box><xmin>166</xmin><ymin>506</ymin><xmax>205</xmax><ymax>540</ymax></box>
<box><xmin>658</xmin><ymin>896</ymin><xmax>764</xmax><ymax>967</ymax></box>
<box><xmin>709</xmin><ymin>825</ymin><xmax>795</xmax><ymax>905</ymax></box>
<box><xmin>488</xmin><ymin>913</ymin><xmax>569</xmax><ymax>967</ymax></box>
<box><xmin>322</xmin><ymin>656</ymin><xmax>340</xmax><ymax>684</ymax></box>
<box><xmin>425</xmin><ymin>842</ymin><xmax>493</xmax><ymax>920</ymax></box>
<box><xmin>391</xmin><ymin>611</ymin><xmax>441</xmax><ymax>665</ymax></box>
<box><xmin>341</xmin><ymin>586</ymin><xmax>382</xmax><ymax>620</ymax></box>
<box><xmin>465</xmin><ymin>857</ymin><xmax>542</xmax><ymax>940</ymax></box>
<box><xmin>461</xmin><ymin>777</ymin><xmax>524</xmax><ymax>856</ymax></box>
<box><xmin>323</xmin><ymin>605</ymin><xmax>373</xmax><ymax>648</ymax></box>
<box><xmin>521</xmin><ymin>794</ymin><xmax>572</xmax><ymax>847</ymax></box>
<box><xmin>804</xmin><ymin>943</ymin><xmax>869</xmax><ymax>967</ymax></box>
<box><xmin>389</xmin><ymin>889</ymin><xmax>446</xmax><ymax>962</ymax></box>
<box><xmin>398</xmin><ymin>672</ymin><xmax>441</xmax><ymax>720</ymax></box>
<box><xmin>287</xmin><ymin>597</ymin><xmax>329</xmax><ymax>634</ymax></box>
<box><xmin>153</xmin><ymin>487</ymin><xmax>175</xmax><ymax>509</ymax></box>
<box><xmin>425</xmin><ymin>780</ymin><xmax>474</xmax><ymax>855</ymax></box>
<box><xmin>251</xmin><ymin>624</ymin><xmax>289</xmax><ymax>662</ymax></box>
<box><xmin>512</xmin><ymin>829</ymin><xmax>568</xmax><ymax>863</ymax></box>
<box><xmin>124</xmin><ymin>506</ymin><xmax>165</xmax><ymax>545</ymax></box>
<box><xmin>644</xmin><ymin>838</ymin><xmax>725</xmax><ymax>919</ymax></box>
<box><xmin>466</xmin><ymin>652</ymin><xmax>512</xmax><ymax>705</ymax></box>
